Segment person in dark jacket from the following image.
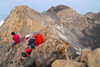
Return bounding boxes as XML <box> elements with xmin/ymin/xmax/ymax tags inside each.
<box><xmin>11</xmin><ymin>32</ymin><xmax>20</xmax><ymax>47</ymax></box>
<box><xmin>20</xmin><ymin>52</ymin><xmax>36</xmax><ymax>67</ymax></box>
<box><xmin>28</xmin><ymin>30</ymin><xmax>43</xmax><ymax>48</ymax></box>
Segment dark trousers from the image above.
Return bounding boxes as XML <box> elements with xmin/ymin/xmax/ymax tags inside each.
<box><xmin>12</xmin><ymin>42</ymin><xmax>17</xmax><ymax>47</ymax></box>
<box><xmin>28</xmin><ymin>39</ymin><xmax>36</xmax><ymax>49</ymax></box>
<box><xmin>27</xmin><ymin>51</ymin><xmax>32</xmax><ymax>55</ymax></box>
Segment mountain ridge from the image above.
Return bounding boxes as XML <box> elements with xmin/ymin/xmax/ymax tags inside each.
<box><xmin>0</xmin><ymin>5</ymin><xmax>100</xmax><ymax>67</ymax></box>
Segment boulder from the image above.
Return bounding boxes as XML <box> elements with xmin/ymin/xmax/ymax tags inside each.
<box><xmin>52</xmin><ymin>60</ymin><xmax>82</xmax><ymax>67</ymax></box>
<box><xmin>80</xmin><ymin>48</ymin><xmax>100</xmax><ymax>67</ymax></box>
<box><xmin>80</xmin><ymin>48</ymin><xmax>92</xmax><ymax>62</ymax></box>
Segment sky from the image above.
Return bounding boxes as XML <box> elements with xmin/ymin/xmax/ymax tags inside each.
<box><xmin>0</xmin><ymin>0</ymin><xmax>100</xmax><ymax>19</ymax></box>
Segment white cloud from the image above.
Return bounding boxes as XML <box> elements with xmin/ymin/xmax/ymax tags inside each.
<box><xmin>0</xmin><ymin>20</ymin><xmax>4</xmax><ymax>26</ymax></box>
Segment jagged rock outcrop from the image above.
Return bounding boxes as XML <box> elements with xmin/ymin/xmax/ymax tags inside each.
<box><xmin>0</xmin><ymin>5</ymin><xmax>100</xmax><ymax>67</ymax></box>
<box><xmin>46</xmin><ymin>5</ymin><xmax>100</xmax><ymax>57</ymax></box>
<box><xmin>45</xmin><ymin>5</ymin><xmax>88</xmax><ymax>57</ymax></box>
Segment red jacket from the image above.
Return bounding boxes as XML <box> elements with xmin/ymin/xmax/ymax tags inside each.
<box><xmin>13</xmin><ymin>33</ymin><xmax>20</xmax><ymax>44</ymax></box>
<box><xmin>26</xmin><ymin>47</ymin><xmax>32</xmax><ymax>53</ymax></box>
<box><xmin>35</xmin><ymin>33</ymin><xmax>43</xmax><ymax>46</ymax></box>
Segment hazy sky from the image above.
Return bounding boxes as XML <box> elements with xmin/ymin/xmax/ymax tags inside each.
<box><xmin>0</xmin><ymin>0</ymin><xmax>100</xmax><ymax>18</ymax></box>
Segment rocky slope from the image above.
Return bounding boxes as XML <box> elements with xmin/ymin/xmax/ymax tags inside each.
<box><xmin>45</xmin><ymin>5</ymin><xmax>100</xmax><ymax>57</ymax></box>
<box><xmin>0</xmin><ymin>5</ymin><xmax>100</xmax><ymax>67</ymax></box>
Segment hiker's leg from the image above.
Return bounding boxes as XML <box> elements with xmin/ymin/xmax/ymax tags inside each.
<box><xmin>12</xmin><ymin>42</ymin><xmax>17</xmax><ymax>47</ymax></box>
<box><xmin>31</xmin><ymin>38</ymin><xmax>36</xmax><ymax>46</ymax></box>
<box><xmin>28</xmin><ymin>39</ymin><xmax>35</xmax><ymax>46</ymax></box>
<box><xmin>31</xmin><ymin>43</ymin><xmax>36</xmax><ymax>49</ymax></box>
<box><xmin>28</xmin><ymin>51</ymin><xmax>31</xmax><ymax>55</ymax></box>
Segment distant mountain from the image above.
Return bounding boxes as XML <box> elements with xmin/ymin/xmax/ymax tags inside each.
<box><xmin>47</xmin><ymin>5</ymin><xmax>69</xmax><ymax>13</ymax></box>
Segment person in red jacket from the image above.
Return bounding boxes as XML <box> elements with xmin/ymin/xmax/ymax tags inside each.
<box><xmin>11</xmin><ymin>32</ymin><xmax>20</xmax><ymax>47</ymax></box>
<box><xmin>34</xmin><ymin>31</ymin><xmax>43</xmax><ymax>46</ymax></box>
<box><xmin>28</xmin><ymin>30</ymin><xmax>43</xmax><ymax>48</ymax></box>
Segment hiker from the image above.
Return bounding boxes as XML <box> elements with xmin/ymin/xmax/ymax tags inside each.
<box><xmin>25</xmin><ymin>34</ymin><xmax>30</xmax><ymax>40</ymax></box>
<box><xmin>25</xmin><ymin>46</ymin><xmax>32</xmax><ymax>55</ymax></box>
<box><xmin>28</xmin><ymin>30</ymin><xmax>43</xmax><ymax>48</ymax></box>
<box><xmin>11</xmin><ymin>32</ymin><xmax>20</xmax><ymax>47</ymax></box>
<box><xmin>20</xmin><ymin>52</ymin><xmax>36</xmax><ymax>67</ymax></box>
